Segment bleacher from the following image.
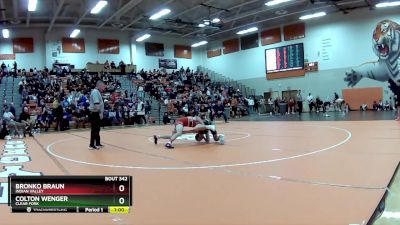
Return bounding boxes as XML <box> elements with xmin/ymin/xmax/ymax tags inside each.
<box><xmin>86</xmin><ymin>63</ymin><xmax>136</xmax><ymax>74</ymax></box>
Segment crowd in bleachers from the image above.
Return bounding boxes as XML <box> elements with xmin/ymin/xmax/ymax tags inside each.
<box><xmin>1</xmin><ymin>61</ymin><xmax>399</xmax><ymax>139</ymax></box>
<box><xmin>131</xmin><ymin>67</ymin><xmax>258</xmax><ymax>124</ymax></box>
<box><xmin>1</xmin><ymin>67</ymin><xmax>151</xmax><ymax>139</ymax></box>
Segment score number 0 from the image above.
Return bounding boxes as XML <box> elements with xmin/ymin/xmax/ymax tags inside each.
<box><xmin>118</xmin><ymin>184</ymin><xmax>126</xmax><ymax>205</ymax></box>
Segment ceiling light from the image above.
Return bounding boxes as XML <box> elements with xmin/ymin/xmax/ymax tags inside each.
<box><xmin>70</xmin><ymin>29</ymin><xmax>80</xmax><ymax>38</ymax></box>
<box><xmin>192</xmin><ymin>41</ymin><xmax>208</xmax><ymax>47</ymax></box>
<box><xmin>299</xmin><ymin>11</ymin><xmax>326</xmax><ymax>20</ymax></box>
<box><xmin>265</xmin><ymin>0</ymin><xmax>293</xmax><ymax>6</ymax></box>
<box><xmin>376</xmin><ymin>1</ymin><xmax>400</xmax><ymax>8</ymax></box>
<box><xmin>136</xmin><ymin>34</ymin><xmax>151</xmax><ymax>42</ymax></box>
<box><xmin>236</xmin><ymin>27</ymin><xmax>258</xmax><ymax>35</ymax></box>
<box><xmin>204</xmin><ymin>21</ymin><xmax>210</xmax><ymax>25</ymax></box>
<box><xmin>2</xmin><ymin>29</ymin><xmax>9</xmax><ymax>38</ymax></box>
<box><xmin>198</xmin><ymin>24</ymin><xmax>206</xmax><ymax>27</ymax></box>
<box><xmin>149</xmin><ymin>9</ymin><xmax>171</xmax><ymax>20</ymax></box>
<box><xmin>28</xmin><ymin>0</ymin><xmax>37</xmax><ymax>12</ymax></box>
<box><xmin>91</xmin><ymin>1</ymin><xmax>108</xmax><ymax>14</ymax></box>
<box><xmin>212</xmin><ymin>18</ymin><xmax>221</xmax><ymax>23</ymax></box>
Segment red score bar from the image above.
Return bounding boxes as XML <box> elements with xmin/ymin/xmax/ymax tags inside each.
<box><xmin>276</xmin><ymin>49</ymin><xmax>281</xmax><ymax>70</ymax></box>
<box><xmin>16</xmin><ymin>183</ymin><xmax>130</xmax><ymax>195</ymax></box>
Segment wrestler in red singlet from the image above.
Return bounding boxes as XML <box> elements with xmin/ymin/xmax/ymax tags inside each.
<box><xmin>175</xmin><ymin>117</ymin><xmax>198</xmax><ymax>127</ymax></box>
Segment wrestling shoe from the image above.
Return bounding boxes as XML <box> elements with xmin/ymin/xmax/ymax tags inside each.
<box><xmin>88</xmin><ymin>145</ymin><xmax>100</xmax><ymax>150</ymax></box>
<box><xmin>153</xmin><ymin>135</ymin><xmax>158</xmax><ymax>144</ymax></box>
<box><xmin>165</xmin><ymin>143</ymin><xmax>174</xmax><ymax>149</ymax></box>
<box><xmin>218</xmin><ymin>135</ymin><xmax>225</xmax><ymax>145</ymax></box>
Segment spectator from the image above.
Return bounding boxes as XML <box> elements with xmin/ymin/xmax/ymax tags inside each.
<box><xmin>254</xmin><ymin>97</ymin><xmax>259</xmax><ymax>113</ymax></box>
<box><xmin>119</xmin><ymin>61</ymin><xmax>126</xmax><ymax>74</ymax></box>
<box><xmin>360</xmin><ymin>104</ymin><xmax>368</xmax><ymax>111</ymax></box>
<box><xmin>110</xmin><ymin>61</ymin><xmax>116</xmax><ymax>69</ymax></box>
<box><xmin>53</xmin><ymin>99</ymin><xmax>64</xmax><ymax>131</ymax></box>
<box><xmin>37</xmin><ymin>106</ymin><xmax>51</xmax><ymax>132</ymax></box>
<box><xmin>211</xmin><ymin>100</ymin><xmax>228</xmax><ymax>123</ymax></box>
<box><xmin>323</xmin><ymin>96</ymin><xmax>331</xmax><ymax>113</ymax></box>
<box><xmin>334</xmin><ymin>92</ymin><xmax>339</xmax><ymax>102</ymax></box>
<box><xmin>162</xmin><ymin>112</ymin><xmax>171</xmax><ymax>125</ymax></box>
<box><xmin>373</xmin><ymin>101</ymin><xmax>379</xmax><ymax>111</ymax></box>
<box><xmin>9</xmin><ymin>103</ymin><xmax>16</xmax><ymax>117</ymax></box>
<box><xmin>104</xmin><ymin>60</ymin><xmax>110</xmax><ymax>69</ymax></box>
<box><xmin>384</xmin><ymin>101</ymin><xmax>391</xmax><ymax>111</ymax></box>
<box><xmin>288</xmin><ymin>97</ymin><xmax>295</xmax><ymax>114</ymax></box>
<box><xmin>231</xmin><ymin>97</ymin><xmax>239</xmax><ymax>118</ymax></box>
<box><xmin>296</xmin><ymin>90</ymin><xmax>303</xmax><ymax>116</ymax></box>
<box><xmin>247</xmin><ymin>97</ymin><xmax>254</xmax><ymax>113</ymax></box>
<box><xmin>72</xmin><ymin>105</ymin><xmax>88</xmax><ymax>129</ymax></box>
<box><xmin>3</xmin><ymin>106</ymin><xmax>22</xmax><ymax>138</ymax></box>
<box><xmin>315</xmin><ymin>97</ymin><xmax>323</xmax><ymax>113</ymax></box>
<box><xmin>378</xmin><ymin>100</ymin><xmax>384</xmax><ymax>111</ymax></box>
<box><xmin>19</xmin><ymin>107</ymin><xmax>34</xmax><ymax>137</ymax></box>
<box><xmin>137</xmin><ymin>85</ymin><xmax>145</xmax><ymax>99</ymax></box>
<box><xmin>135</xmin><ymin>99</ymin><xmax>146</xmax><ymax>124</ymax></box>
<box><xmin>307</xmin><ymin>93</ymin><xmax>314</xmax><ymax>112</ymax></box>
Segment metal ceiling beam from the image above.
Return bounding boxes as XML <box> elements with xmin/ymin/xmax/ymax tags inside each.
<box><xmin>172</xmin><ymin>0</ymin><xmax>216</xmax><ymax>19</ymax></box>
<box><xmin>7</xmin><ymin>23</ymin><xmax>182</xmax><ymax>36</ymax></box>
<box><xmin>98</xmin><ymin>0</ymin><xmax>144</xmax><ymax>28</ymax></box>
<box><xmin>182</xmin><ymin>0</ymin><xmax>306</xmax><ymax>37</ymax></box>
<box><xmin>74</xmin><ymin>0</ymin><xmax>90</xmax><ymax>26</ymax></box>
<box><xmin>175</xmin><ymin>0</ymin><xmax>259</xmax><ymax>31</ymax></box>
<box><xmin>12</xmin><ymin>0</ymin><xmax>18</xmax><ymax>20</ymax></box>
<box><xmin>0</xmin><ymin>0</ymin><xmax>6</xmax><ymax>22</ymax></box>
<box><xmin>171</xmin><ymin>0</ymin><xmax>260</xmax><ymax>35</ymax></box>
<box><xmin>26</xmin><ymin>12</ymin><xmax>30</xmax><ymax>27</ymax></box>
<box><xmin>121</xmin><ymin>0</ymin><xmax>175</xmax><ymax>31</ymax></box>
<box><xmin>47</xmin><ymin>0</ymin><xmax>66</xmax><ymax>33</ymax></box>
<box><xmin>206</xmin><ymin>4</ymin><xmax>336</xmax><ymax>38</ymax></box>
<box><xmin>116</xmin><ymin>0</ymin><xmax>124</xmax><ymax>21</ymax></box>
<box><xmin>159</xmin><ymin>0</ymin><xmax>217</xmax><ymax>32</ymax></box>
<box><xmin>230</xmin><ymin>5</ymin><xmax>244</xmax><ymax>28</ymax></box>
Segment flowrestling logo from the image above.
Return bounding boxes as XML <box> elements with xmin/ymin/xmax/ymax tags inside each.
<box><xmin>0</xmin><ymin>139</ymin><xmax>42</xmax><ymax>204</ymax></box>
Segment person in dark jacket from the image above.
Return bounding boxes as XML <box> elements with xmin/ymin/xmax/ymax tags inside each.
<box><xmin>211</xmin><ymin>100</ymin><xmax>228</xmax><ymax>123</ymax></box>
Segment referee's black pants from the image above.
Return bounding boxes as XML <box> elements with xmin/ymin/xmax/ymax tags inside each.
<box><xmin>90</xmin><ymin>112</ymin><xmax>101</xmax><ymax>147</ymax></box>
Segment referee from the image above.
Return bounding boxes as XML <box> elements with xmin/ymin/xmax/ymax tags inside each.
<box><xmin>89</xmin><ymin>80</ymin><xmax>106</xmax><ymax>150</ymax></box>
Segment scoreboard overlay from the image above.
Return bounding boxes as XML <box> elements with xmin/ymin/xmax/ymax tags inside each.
<box><xmin>8</xmin><ymin>176</ymin><xmax>132</xmax><ymax>213</ymax></box>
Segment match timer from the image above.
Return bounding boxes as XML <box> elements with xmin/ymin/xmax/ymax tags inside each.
<box><xmin>8</xmin><ymin>176</ymin><xmax>132</xmax><ymax>213</ymax></box>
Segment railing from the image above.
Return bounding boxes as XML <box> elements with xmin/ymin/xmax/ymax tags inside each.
<box><xmin>197</xmin><ymin>66</ymin><xmax>256</xmax><ymax>97</ymax></box>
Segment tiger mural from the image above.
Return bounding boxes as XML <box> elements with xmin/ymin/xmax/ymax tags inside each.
<box><xmin>344</xmin><ymin>20</ymin><xmax>400</xmax><ymax>94</ymax></box>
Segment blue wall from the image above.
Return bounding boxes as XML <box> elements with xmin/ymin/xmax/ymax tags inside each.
<box><xmin>45</xmin><ymin>28</ymin><xmax>132</xmax><ymax>69</ymax></box>
<box><xmin>133</xmin><ymin>35</ymin><xmax>203</xmax><ymax>71</ymax></box>
<box><xmin>0</xmin><ymin>28</ymin><xmax>132</xmax><ymax>70</ymax></box>
<box><xmin>202</xmin><ymin>7</ymin><xmax>400</xmax><ymax>101</ymax></box>
<box><xmin>0</xmin><ymin>28</ymin><xmax>46</xmax><ymax>69</ymax></box>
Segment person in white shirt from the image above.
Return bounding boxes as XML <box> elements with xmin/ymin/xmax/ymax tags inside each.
<box><xmin>247</xmin><ymin>97</ymin><xmax>255</xmax><ymax>113</ymax></box>
<box><xmin>3</xmin><ymin>107</ymin><xmax>23</xmax><ymax>138</ymax></box>
<box><xmin>259</xmin><ymin>98</ymin><xmax>265</xmax><ymax>113</ymax></box>
<box><xmin>135</xmin><ymin>99</ymin><xmax>146</xmax><ymax>124</ymax></box>
<box><xmin>307</xmin><ymin>93</ymin><xmax>314</xmax><ymax>112</ymax></box>
<box><xmin>322</xmin><ymin>96</ymin><xmax>331</xmax><ymax>113</ymax></box>
<box><xmin>137</xmin><ymin>85</ymin><xmax>144</xmax><ymax>99</ymax></box>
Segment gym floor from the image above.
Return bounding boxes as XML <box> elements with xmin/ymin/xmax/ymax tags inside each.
<box><xmin>1</xmin><ymin>111</ymin><xmax>399</xmax><ymax>225</ymax></box>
